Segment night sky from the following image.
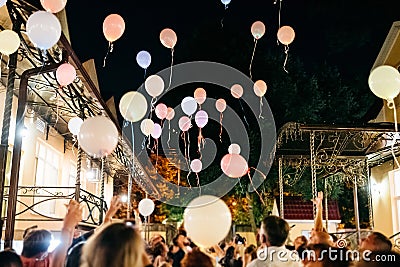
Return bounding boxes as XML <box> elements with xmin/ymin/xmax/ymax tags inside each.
<box><xmin>63</xmin><ymin>0</ymin><xmax>400</xmax><ymax>124</ymax></box>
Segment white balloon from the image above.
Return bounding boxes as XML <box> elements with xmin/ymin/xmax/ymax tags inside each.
<box><xmin>119</xmin><ymin>91</ymin><xmax>148</xmax><ymax>122</ymax></box>
<box><xmin>68</xmin><ymin>117</ymin><xmax>83</xmax><ymax>136</ymax></box>
<box><xmin>26</xmin><ymin>11</ymin><xmax>61</xmax><ymax>50</ymax></box>
<box><xmin>145</xmin><ymin>75</ymin><xmax>164</xmax><ymax>98</ymax></box>
<box><xmin>0</xmin><ymin>0</ymin><xmax>7</xmax><ymax>8</ymax></box>
<box><xmin>184</xmin><ymin>195</ymin><xmax>232</xmax><ymax>247</ymax></box>
<box><xmin>221</xmin><ymin>0</ymin><xmax>231</xmax><ymax>6</ymax></box>
<box><xmin>78</xmin><ymin>116</ymin><xmax>119</xmax><ymax>158</ymax></box>
<box><xmin>0</xmin><ymin>30</ymin><xmax>20</xmax><ymax>55</ymax></box>
<box><xmin>368</xmin><ymin>65</ymin><xmax>400</xmax><ymax>100</ymax></box>
<box><xmin>181</xmin><ymin>96</ymin><xmax>197</xmax><ymax>116</ymax></box>
<box><xmin>140</xmin><ymin>119</ymin><xmax>155</xmax><ymax>136</ymax></box>
<box><xmin>138</xmin><ymin>198</ymin><xmax>155</xmax><ymax>217</ymax></box>
<box><xmin>136</xmin><ymin>50</ymin><xmax>151</xmax><ymax>69</ymax></box>
<box><xmin>228</xmin><ymin>144</ymin><xmax>241</xmax><ymax>154</ymax></box>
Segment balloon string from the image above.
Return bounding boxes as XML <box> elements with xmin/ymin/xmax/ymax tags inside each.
<box><xmin>388</xmin><ymin>99</ymin><xmax>400</xmax><ymax>169</ymax></box>
<box><xmin>103</xmin><ymin>42</ymin><xmax>112</xmax><ymax>67</ymax></box>
<box><xmin>274</xmin><ymin>0</ymin><xmax>283</xmax><ymax>45</ymax></box>
<box><xmin>167</xmin><ymin>120</ymin><xmax>171</xmax><ymax>148</ymax></box>
<box><xmin>283</xmin><ymin>45</ymin><xmax>289</xmax><ymax>73</ymax></box>
<box><xmin>144</xmin><ymin>68</ymin><xmax>147</xmax><ymax>79</ymax></box>
<box><xmin>219</xmin><ymin>112</ymin><xmax>223</xmax><ymax>142</ymax></box>
<box><xmin>237</xmin><ymin>178</ymin><xmax>245</xmax><ymax>195</ymax></box>
<box><xmin>238</xmin><ymin>99</ymin><xmax>249</xmax><ymax>127</ymax></box>
<box><xmin>258</xmin><ymin>97</ymin><xmax>264</xmax><ymax>119</ymax></box>
<box><xmin>198</xmin><ymin>128</ymin><xmax>205</xmax><ymax>159</ymax></box>
<box><xmin>249</xmin><ymin>39</ymin><xmax>258</xmax><ymax>80</ymax></box>
<box><xmin>54</xmin><ymin>91</ymin><xmax>60</xmax><ymax>126</ymax></box>
<box><xmin>247</xmin><ymin>171</ymin><xmax>265</xmax><ymax>205</ymax></box>
<box><xmin>196</xmin><ymin>172</ymin><xmax>201</xmax><ymax>196</ymax></box>
<box><xmin>167</xmin><ymin>48</ymin><xmax>174</xmax><ymax>90</ymax></box>
<box><xmin>155</xmin><ymin>139</ymin><xmax>159</xmax><ymax>172</ymax></box>
<box><xmin>131</xmin><ymin>121</ymin><xmax>135</xmax><ymax>178</ymax></box>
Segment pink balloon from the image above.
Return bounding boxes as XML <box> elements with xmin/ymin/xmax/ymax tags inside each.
<box><xmin>277</xmin><ymin>25</ymin><xmax>295</xmax><ymax>45</ymax></box>
<box><xmin>166</xmin><ymin>107</ymin><xmax>175</xmax><ymax>121</ymax></box>
<box><xmin>155</xmin><ymin>103</ymin><xmax>168</xmax><ymax>120</ymax></box>
<box><xmin>56</xmin><ymin>63</ymin><xmax>76</xmax><ymax>86</ymax></box>
<box><xmin>216</xmin><ymin>99</ymin><xmax>226</xmax><ymax>113</ymax></box>
<box><xmin>40</xmin><ymin>0</ymin><xmax>67</xmax><ymax>13</ymax></box>
<box><xmin>179</xmin><ymin>116</ymin><xmax>191</xmax><ymax>132</ymax></box>
<box><xmin>194</xmin><ymin>88</ymin><xmax>207</xmax><ymax>105</ymax></box>
<box><xmin>103</xmin><ymin>14</ymin><xmax>125</xmax><ymax>42</ymax></box>
<box><xmin>195</xmin><ymin>110</ymin><xmax>208</xmax><ymax>128</ymax></box>
<box><xmin>220</xmin><ymin>154</ymin><xmax>249</xmax><ymax>178</ymax></box>
<box><xmin>190</xmin><ymin>159</ymin><xmax>202</xmax><ymax>173</ymax></box>
<box><xmin>160</xmin><ymin>28</ymin><xmax>177</xmax><ymax>49</ymax></box>
<box><xmin>231</xmin><ymin>84</ymin><xmax>243</xmax><ymax>99</ymax></box>
<box><xmin>151</xmin><ymin>123</ymin><xmax>162</xmax><ymax>139</ymax></box>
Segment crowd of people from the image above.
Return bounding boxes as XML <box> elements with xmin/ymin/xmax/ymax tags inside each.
<box><xmin>1</xmin><ymin>193</ymin><xmax>399</xmax><ymax>267</ymax></box>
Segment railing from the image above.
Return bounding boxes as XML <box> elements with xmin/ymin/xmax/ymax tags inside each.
<box><xmin>2</xmin><ymin>186</ymin><xmax>107</xmax><ymax>226</ymax></box>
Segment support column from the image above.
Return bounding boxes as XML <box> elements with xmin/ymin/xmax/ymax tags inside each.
<box><xmin>99</xmin><ymin>158</ymin><xmax>105</xmax><ymax>224</ymax></box>
<box><xmin>0</xmin><ymin>19</ymin><xmax>21</xmax><ymax>241</ymax></box>
<box><xmin>310</xmin><ymin>131</ymin><xmax>318</xmax><ymax>218</ymax></box>
<box><xmin>278</xmin><ymin>157</ymin><xmax>284</xmax><ymax>218</ymax></box>
<box><xmin>353</xmin><ymin>176</ymin><xmax>361</xmax><ymax>243</ymax></box>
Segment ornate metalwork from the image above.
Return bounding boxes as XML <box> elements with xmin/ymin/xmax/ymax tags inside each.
<box><xmin>3</xmin><ymin>186</ymin><xmax>107</xmax><ymax>226</ymax></box>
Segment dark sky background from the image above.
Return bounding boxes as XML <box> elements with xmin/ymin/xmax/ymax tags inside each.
<box><xmin>63</xmin><ymin>0</ymin><xmax>400</xmax><ymax>124</ymax></box>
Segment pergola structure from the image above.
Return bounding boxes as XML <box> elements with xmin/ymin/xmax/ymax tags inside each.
<box><xmin>276</xmin><ymin>121</ymin><xmax>400</xmax><ymax>241</ymax></box>
<box><xmin>0</xmin><ymin>0</ymin><xmax>156</xmax><ymax>247</ymax></box>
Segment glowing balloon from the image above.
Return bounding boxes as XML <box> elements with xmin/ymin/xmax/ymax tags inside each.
<box><xmin>215</xmin><ymin>99</ymin><xmax>226</xmax><ymax>113</ymax></box>
<box><xmin>151</xmin><ymin>123</ymin><xmax>162</xmax><ymax>139</ymax></box>
<box><xmin>254</xmin><ymin>80</ymin><xmax>267</xmax><ymax>97</ymax></box>
<box><xmin>277</xmin><ymin>26</ymin><xmax>295</xmax><ymax>45</ymax></box>
<box><xmin>0</xmin><ymin>0</ymin><xmax>7</xmax><ymax>8</ymax></box>
<box><xmin>160</xmin><ymin>28</ymin><xmax>177</xmax><ymax>49</ymax></box>
<box><xmin>220</xmin><ymin>154</ymin><xmax>249</xmax><ymax>178</ymax></box>
<box><xmin>251</xmin><ymin>21</ymin><xmax>265</xmax><ymax>40</ymax></box>
<box><xmin>145</xmin><ymin>75</ymin><xmax>164</xmax><ymax>98</ymax></box>
<box><xmin>119</xmin><ymin>91</ymin><xmax>148</xmax><ymax>122</ymax></box>
<box><xmin>136</xmin><ymin>50</ymin><xmax>151</xmax><ymax>69</ymax></box>
<box><xmin>140</xmin><ymin>119</ymin><xmax>155</xmax><ymax>136</ymax></box>
<box><xmin>228</xmin><ymin>144</ymin><xmax>241</xmax><ymax>154</ymax></box>
<box><xmin>194</xmin><ymin>88</ymin><xmax>207</xmax><ymax>105</ymax></box>
<box><xmin>26</xmin><ymin>11</ymin><xmax>61</xmax><ymax>50</ymax></box>
<box><xmin>78</xmin><ymin>116</ymin><xmax>119</xmax><ymax>158</ymax></box>
<box><xmin>138</xmin><ymin>198</ymin><xmax>155</xmax><ymax>217</ymax></box>
<box><xmin>0</xmin><ymin>30</ymin><xmax>20</xmax><ymax>55</ymax></box>
<box><xmin>190</xmin><ymin>159</ymin><xmax>203</xmax><ymax>173</ymax></box>
<box><xmin>179</xmin><ymin>116</ymin><xmax>191</xmax><ymax>132</ymax></box>
<box><xmin>56</xmin><ymin>63</ymin><xmax>76</xmax><ymax>87</ymax></box>
<box><xmin>155</xmin><ymin>103</ymin><xmax>168</xmax><ymax>120</ymax></box>
<box><xmin>231</xmin><ymin>84</ymin><xmax>243</xmax><ymax>99</ymax></box>
<box><xmin>221</xmin><ymin>0</ymin><xmax>231</xmax><ymax>8</ymax></box>
<box><xmin>68</xmin><ymin>117</ymin><xmax>83</xmax><ymax>136</ymax></box>
<box><xmin>166</xmin><ymin>107</ymin><xmax>175</xmax><ymax>121</ymax></box>
<box><xmin>40</xmin><ymin>0</ymin><xmax>67</xmax><ymax>13</ymax></box>
<box><xmin>181</xmin><ymin>97</ymin><xmax>197</xmax><ymax>116</ymax></box>
<box><xmin>103</xmin><ymin>14</ymin><xmax>125</xmax><ymax>42</ymax></box>
<box><xmin>184</xmin><ymin>195</ymin><xmax>232</xmax><ymax>247</ymax></box>
<box><xmin>368</xmin><ymin>65</ymin><xmax>400</xmax><ymax>100</ymax></box>
<box><xmin>195</xmin><ymin>110</ymin><xmax>208</xmax><ymax>128</ymax></box>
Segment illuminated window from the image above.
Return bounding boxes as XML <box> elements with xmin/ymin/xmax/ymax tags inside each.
<box><xmin>34</xmin><ymin>141</ymin><xmax>61</xmax><ymax>215</ymax></box>
<box><xmin>390</xmin><ymin>170</ymin><xmax>400</xmax><ymax>233</ymax></box>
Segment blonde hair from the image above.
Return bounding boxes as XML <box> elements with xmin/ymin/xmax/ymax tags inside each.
<box><xmin>80</xmin><ymin>222</ymin><xmax>144</xmax><ymax>267</ymax></box>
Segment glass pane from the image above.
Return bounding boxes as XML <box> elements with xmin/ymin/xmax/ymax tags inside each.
<box><xmin>38</xmin><ymin>143</ymin><xmax>45</xmax><ymax>159</ymax></box>
<box><xmin>35</xmin><ymin>159</ymin><xmax>45</xmax><ymax>185</ymax></box>
<box><xmin>395</xmin><ymin>171</ymin><xmax>400</xmax><ymax>196</ymax></box>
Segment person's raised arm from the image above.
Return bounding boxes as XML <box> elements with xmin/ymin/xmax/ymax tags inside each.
<box><xmin>104</xmin><ymin>195</ymin><xmax>122</xmax><ymax>224</ymax></box>
<box><xmin>313</xmin><ymin>191</ymin><xmax>324</xmax><ymax>232</ymax></box>
<box><xmin>50</xmin><ymin>199</ymin><xmax>83</xmax><ymax>267</ymax></box>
